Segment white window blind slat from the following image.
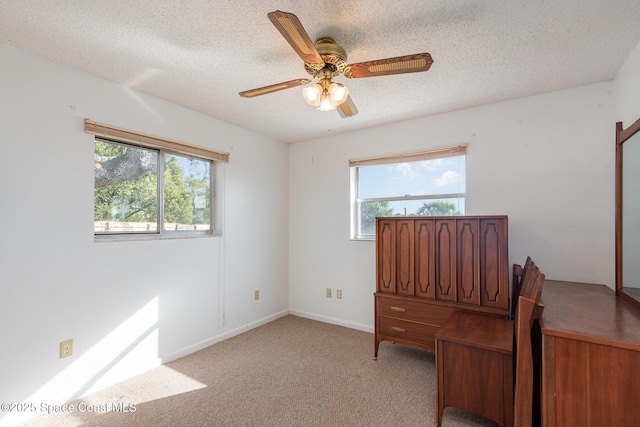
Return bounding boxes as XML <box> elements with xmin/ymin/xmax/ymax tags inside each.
<box><xmin>84</xmin><ymin>118</ymin><xmax>230</xmax><ymax>163</ymax></box>
<box><xmin>348</xmin><ymin>144</ymin><xmax>466</xmax><ymax>167</ymax></box>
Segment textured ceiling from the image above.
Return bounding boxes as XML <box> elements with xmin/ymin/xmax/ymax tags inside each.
<box><xmin>2</xmin><ymin>1</ymin><xmax>640</xmax><ymax>143</ymax></box>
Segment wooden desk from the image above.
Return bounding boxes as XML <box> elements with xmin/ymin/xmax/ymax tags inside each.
<box><xmin>435</xmin><ymin>312</ymin><xmax>514</xmax><ymax>427</ymax></box>
<box><xmin>541</xmin><ymin>280</ymin><xmax>640</xmax><ymax>427</ymax></box>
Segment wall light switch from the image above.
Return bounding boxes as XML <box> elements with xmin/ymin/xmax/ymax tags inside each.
<box><xmin>326</xmin><ymin>288</ymin><xmax>332</xmax><ymax>298</ymax></box>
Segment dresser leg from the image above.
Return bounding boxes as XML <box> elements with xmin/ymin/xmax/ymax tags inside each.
<box><xmin>436</xmin><ymin>339</ymin><xmax>443</xmax><ymax>427</ymax></box>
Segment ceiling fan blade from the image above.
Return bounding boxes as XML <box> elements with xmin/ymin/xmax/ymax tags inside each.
<box><xmin>346</xmin><ymin>53</ymin><xmax>433</xmax><ymax>78</ymax></box>
<box><xmin>337</xmin><ymin>95</ymin><xmax>358</xmax><ymax>118</ymax></box>
<box><xmin>239</xmin><ymin>78</ymin><xmax>310</xmax><ymax>98</ymax></box>
<box><xmin>267</xmin><ymin>10</ymin><xmax>324</xmax><ymax>67</ymax></box>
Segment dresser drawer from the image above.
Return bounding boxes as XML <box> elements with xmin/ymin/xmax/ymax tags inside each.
<box><xmin>378</xmin><ymin>315</ymin><xmax>439</xmax><ymax>346</ymax></box>
<box><xmin>376</xmin><ymin>295</ymin><xmax>455</xmax><ymax>326</ymax></box>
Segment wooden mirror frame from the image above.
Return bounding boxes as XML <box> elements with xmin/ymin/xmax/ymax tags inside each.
<box><xmin>615</xmin><ymin>116</ymin><xmax>640</xmax><ymax>309</ymax></box>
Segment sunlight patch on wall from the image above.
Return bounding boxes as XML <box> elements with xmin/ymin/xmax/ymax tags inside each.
<box><xmin>6</xmin><ymin>297</ymin><xmax>161</xmax><ymax>426</ymax></box>
<box><xmin>122</xmin><ymin>79</ymin><xmax>164</xmax><ymax>122</ymax></box>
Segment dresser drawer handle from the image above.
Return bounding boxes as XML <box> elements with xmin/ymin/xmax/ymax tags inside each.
<box><xmin>390</xmin><ymin>326</ymin><xmax>407</xmax><ymax>333</ymax></box>
<box><xmin>390</xmin><ymin>306</ymin><xmax>407</xmax><ymax>313</ymax></box>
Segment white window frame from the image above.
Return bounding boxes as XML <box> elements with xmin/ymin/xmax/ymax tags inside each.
<box><xmin>349</xmin><ymin>144</ymin><xmax>467</xmax><ymax>241</ymax></box>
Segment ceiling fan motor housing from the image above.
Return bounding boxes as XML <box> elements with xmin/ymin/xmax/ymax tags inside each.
<box><xmin>304</xmin><ymin>37</ymin><xmax>349</xmax><ymax>77</ymax></box>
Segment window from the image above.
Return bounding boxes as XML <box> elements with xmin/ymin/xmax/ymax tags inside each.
<box><xmin>86</xmin><ymin>119</ymin><xmax>229</xmax><ymax>237</ymax></box>
<box><xmin>350</xmin><ymin>145</ymin><xmax>466</xmax><ymax>240</ymax></box>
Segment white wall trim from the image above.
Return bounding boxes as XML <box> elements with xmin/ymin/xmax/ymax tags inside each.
<box><xmin>289</xmin><ymin>309</ymin><xmax>374</xmax><ymax>334</ymax></box>
<box><xmin>162</xmin><ymin>310</ymin><xmax>290</xmax><ymax>363</ymax></box>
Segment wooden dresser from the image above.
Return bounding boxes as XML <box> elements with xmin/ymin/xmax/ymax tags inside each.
<box><xmin>374</xmin><ymin>216</ymin><xmax>510</xmax><ymax>358</ymax></box>
<box><xmin>541</xmin><ymin>280</ymin><xmax>640</xmax><ymax>426</ymax></box>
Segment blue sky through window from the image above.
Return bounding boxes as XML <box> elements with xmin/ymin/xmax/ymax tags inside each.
<box><xmin>358</xmin><ymin>156</ymin><xmax>466</xmax><ymax>216</ymax></box>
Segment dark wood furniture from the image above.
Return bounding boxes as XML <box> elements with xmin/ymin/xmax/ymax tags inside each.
<box><xmin>435</xmin><ymin>259</ymin><xmax>545</xmax><ymax>427</ymax></box>
<box><xmin>374</xmin><ymin>216</ymin><xmax>509</xmax><ymax>358</ymax></box>
<box><xmin>540</xmin><ymin>280</ymin><xmax>640</xmax><ymax>427</ymax></box>
<box><xmin>513</xmin><ymin>274</ymin><xmax>545</xmax><ymax>427</ymax></box>
<box><xmin>435</xmin><ymin>312</ymin><xmax>514</xmax><ymax>426</ymax></box>
<box><xmin>615</xmin><ymin>116</ymin><xmax>640</xmax><ymax>311</ymax></box>
<box><xmin>510</xmin><ymin>260</ymin><xmax>529</xmax><ymax>320</ymax></box>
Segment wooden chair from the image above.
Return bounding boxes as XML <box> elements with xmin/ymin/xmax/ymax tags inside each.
<box><xmin>513</xmin><ymin>285</ymin><xmax>544</xmax><ymax>425</ymax></box>
<box><xmin>511</xmin><ymin>257</ymin><xmax>534</xmax><ymax>320</ymax></box>
<box><xmin>435</xmin><ymin>259</ymin><xmax>545</xmax><ymax>427</ymax></box>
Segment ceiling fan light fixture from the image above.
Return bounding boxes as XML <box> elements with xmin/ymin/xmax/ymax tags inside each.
<box><xmin>328</xmin><ymin>82</ymin><xmax>348</xmax><ymax>106</ymax></box>
<box><xmin>303</xmin><ymin>78</ymin><xmax>349</xmax><ymax>111</ymax></box>
<box><xmin>318</xmin><ymin>94</ymin><xmax>335</xmax><ymax>111</ymax></box>
<box><xmin>303</xmin><ymin>83</ymin><xmax>323</xmax><ymax>106</ymax></box>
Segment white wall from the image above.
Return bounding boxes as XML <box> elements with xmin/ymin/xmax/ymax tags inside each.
<box><xmin>614</xmin><ymin>38</ymin><xmax>640</xmax><ymax>125</ymax></box>
<box><xmin>0</xmin><ymin>45</ymin><xmax>289</xmax><ymax>426</ymax></box>
<box><xmin>289</xmin><ymin>81</ymin><xmax>616</xmax><ymax>332</ymax></box>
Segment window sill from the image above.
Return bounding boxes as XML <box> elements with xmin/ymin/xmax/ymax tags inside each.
<box><xmin>351</xmin><ymin>235</ymin><xmax>375</xmax><ymax>242</ymax></box>
<box><xmin>94</xmin><ymin>231</ymin><xmax>218</xmax><ymax>243</ymax></box>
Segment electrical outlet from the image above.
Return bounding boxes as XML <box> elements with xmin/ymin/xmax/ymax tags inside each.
<box><xmin>60</xmin><ymin>339</ymin><xmax>73</xmax><ymax>358</ymax></box>
<box><xmin>254</xmin><ymin>290</ymin><xmax>260</xmax><ymax>300</ymax></box>
<box><xmin>337</xmin><ymin>289</ymin><xmax>342</xmax><ymax>299</ymax></box>
<box><xmin>326</xmin><ymin>288</ymin><xmax>331</xmax><ymax>298</ymax></box>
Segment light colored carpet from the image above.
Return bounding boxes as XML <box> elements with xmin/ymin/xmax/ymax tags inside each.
<box><xmin>21</xmin><ymin>315</ymin><xmax>498</xmax><ymax>426</ymax></box>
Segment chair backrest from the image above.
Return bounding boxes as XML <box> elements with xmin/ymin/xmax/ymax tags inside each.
<box><xmin>518</xmin><ymin>257</ymin><xmax>542</xmax><ymax>305</ymax></box>
<box><xmin>511</xmin><ymin>257</ymin><xmax>534</xmax><ymax>319</ymax></box>
<box><xmin>513</xmin><ymin>266</ymin><xmax>545</xmax><ymax>427</ymax></box>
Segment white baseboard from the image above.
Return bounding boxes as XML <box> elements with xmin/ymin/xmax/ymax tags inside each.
<box><xmin>288</xmin><ymin>309</ymin><xmax>374</xmax><ymax>334</ymax></box>
<box><xmin>163</xmin><ymin>310</ymin><xmax>290</xmax><ymax>363</ymax></box>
